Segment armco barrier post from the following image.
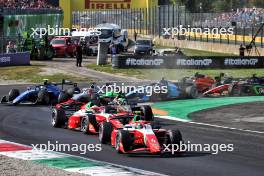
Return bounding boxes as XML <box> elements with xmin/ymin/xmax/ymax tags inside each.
<box><xmin>97</xmin><ymin>42</ymin><xmax>109</xmax><ymax>65</ymax></box>
<box><xmin>261</xmin><ymin>27</ymin><xmax>263</xmax><ymax>48</ymax></box>
<box><xmin>111</xmin><ymin>55</ymin><xmax>119</xmax><ymax>68</ymax></box>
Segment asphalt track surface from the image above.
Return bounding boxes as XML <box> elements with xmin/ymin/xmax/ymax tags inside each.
<box><xmin>0</xmin><ymin>85</ymin><xmax>264</xmax><ymax>176</ymax></box>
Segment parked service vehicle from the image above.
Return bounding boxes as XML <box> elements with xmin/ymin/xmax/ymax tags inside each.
<box><xmin>95</xmin><ymin>23</ymin><xmax>128</xmax><ymax>53</ymax></box>
<box><xmin>0</xmin><ymin>80</ymin><xmax>80</xmax><ymax>105</ymax></box>
<box><xmin>51</xmin><ymin>36</ymin><xmax>76</xmax><ymax>57</ymax></box>
<box><xmin>112</xmin><ymin>29</ymin><xmax>129</xmax><ymax>52</ymax></box>
<box><xmin>95</xmin><ymin>23</ymin><xmax>121</xmax><ymax>43</ymax></box>
<box><xmin>134</xmin><ymin>39</ymin><xmax>154</xmax><ymax>55</ymax></box>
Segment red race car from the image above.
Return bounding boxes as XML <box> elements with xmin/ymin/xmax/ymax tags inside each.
<box><xmin>51</xmin><ymin>36</ymin><xmax>76</xmax><ymax>57</ymax></box>
<box><xmin>109</xmin><ymin>119</ymin><xmax>183</xmax><ymax>154</ymax></box>
<box><xmin>52</xmin><ymin>98</ymin><xmax>153</xmax><ymax>137</ymax></box>
<box><xmin>192</xmin><ymin>72</ymin><xmax>216</xmax><ymax>93</ymax></box>
<box><xmin>202</xmin><ymin>78</ymin><xmax>234</xmax><ymax>96</ymax></box>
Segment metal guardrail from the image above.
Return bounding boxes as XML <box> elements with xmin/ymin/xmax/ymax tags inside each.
<box><xmin>72</xmin><ymin>5</ymin><xmax>264</xmax><ymax>48</ymax></box>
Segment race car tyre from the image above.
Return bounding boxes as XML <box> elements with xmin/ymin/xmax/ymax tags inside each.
<box><xmin>99</xmin><ymin>122</ymin><xmax>112</xmax><ymax>144</ymax></box>
<box><xmin>37</xmin><ymin>90</ymin><xmax>50</xmax><ymax>105</ymax></box>
<box><xmin>58</xmin><ymin>92</ymin><xmax>70</xmax><ymax>104</ymax></box>
<box><xmin>115</xmin><ymin>130</ymin><xmax>132</xmax><ymax>153</ymax></box>
<box><xmin>51</xmin><ymin>108</ymin><xmax>66</xmax><ymax>128</ymax></box>
<box><xmin>81</xmin><ymin>117</ymin><xmax>90</xmax><ymax>134</ymax></box>
<box><xmin>81</xmin><ymin>114</ymin><xmax>98</xmax><ymax>134</ymax></box>
<box><xmin>166</xmin><ymin>129</ymin><xmax>183</xmax><ymax>146</ymax></box>
<box><xmin>229</xmin><ymin>84</ymin><xmax>241</xmax><ymax>96</ymax></box>
<box><xmin>67</xmin><ymin>87</ymin><xmax>81</xmax><ymax>97</ymax></box>
<box><xmin>8</xmin><ymin>89</ymin><xmax>20</xmax><ymax>102</ymax></box>
<box><xmin>141</xmin><ymin>105</ymin><xmax>154</xmax><ymax>121</ymax></box>
<box><xmin>185</xmin><ymin>86</ymin><xmax>198</xmax><ymax>99</ymax></box>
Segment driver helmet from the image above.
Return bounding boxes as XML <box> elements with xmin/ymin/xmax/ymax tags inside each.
<box><xmin>43</xmin><ymin>79</ymin><xmax>49</xmax><ymax>85</ymax></box>
<box><xmin>105</xmin><ymin>91</ymin><xmax>116</xmax><ymax>98</ymax></box>
<box><xmin>133</xmin><ymin>115</ymin><xmax>141</xmax><ymax>122</ymax></box>
<box><xmin>90</xmin><ymin>94</ymin><xmax>100</xmax><ymax>106</ymax></box>
<box><xmin>118</xmin><ymin>98</ymin><xmax>128</xmax><ymax>105</ymax></box>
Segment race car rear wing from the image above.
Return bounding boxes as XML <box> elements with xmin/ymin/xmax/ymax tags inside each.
<box><xmin>59</xmin><ymin>79</ymin><xmax>78</xmax><ymax>90</ymax></box>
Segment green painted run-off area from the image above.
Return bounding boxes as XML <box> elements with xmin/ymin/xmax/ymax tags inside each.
<box><xmin>153</xmin><ymin>96</ymin><xmax>264</xmax><ymax>121</ymax></box>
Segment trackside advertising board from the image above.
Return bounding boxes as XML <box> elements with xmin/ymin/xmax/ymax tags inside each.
<box><xmin>0</xmin><ymin>52</ymin><xmax>30</xmax><ymax>67</ymax></box>
<box><xmin>112</xmin><ymin>55</ymin><xmax>264</xmax><ymax>69</ymax></box>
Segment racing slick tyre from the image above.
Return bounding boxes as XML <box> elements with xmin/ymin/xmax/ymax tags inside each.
<box><xmin>67</xmin><ymin>87</ymin><xmax>81</xmax><ymax>97</ymax></box>
<box><xmin>58</xmin><ymin>92</ymin><xmax>70</xmax><ymax>104</ymax></box>
<box><xmin>229</xmin><ymin>84</ymin><xmax>241</xmax><ymax>96</ymax></box>
<box><xmin>51</xmin><ymin>108</ymin><xmax>66</xmax><ymax>128</ymax></box>
<box><xmin>8</xmin><ymin>89</ymin><xmax>20</xmax><ymax>102</ymax></box>
<box><xmin>99</xmin><ymin>122</ymin><xmax>112</xmax><ymax>144</ymax></box>
<box><xmin>115</xmin><ymin>130</ymin><xmax>132</xmax><ymax>153</ymax></box>
<box><xmin>166</xmin><ymin>129</ymin><xmax>183</xmax><ymax>146</ymax></box>
<box><xmin>37</xmin><ymin>90</ymin><xmax>50</xmax><ymax>105</ymax></box>
<box><xmin>81</xmin><ymin>114</ymin><xmax>98</xmax><ymax>134</ymax></box>
<box><xmin>141</xmin><ymin>105</ymin><xmax>154</xmax><ymax>121</ymax></box>
<box><xmin>185</xmin><ymin>86</ymin><xmax>198</xmax><ymax>99</ymax></box>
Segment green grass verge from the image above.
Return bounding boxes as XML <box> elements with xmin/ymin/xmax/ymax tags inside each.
<box><xmin>88</xmin><ymin>64</ymin><xmax>264</xmax><ymax>80</ymax></box>
<box><xmin>154</xmin><ymin>45</ymin><xmax>236</xmax><ymax>56</ymax></box>
<box><xmin>88</xmin><ymin>64</ymin><xmax>146</xmax><ymax>79</ymax></box>
<box><xmin>0</xmin><ymin>65</ymin><xmax>88</xmax><ymax>83</ymax></box>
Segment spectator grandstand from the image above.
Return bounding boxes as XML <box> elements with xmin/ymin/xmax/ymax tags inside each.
<box><xmin>197</xmin><ymin>8</ymin><xmax>264</xmax><ymax>28</ymax></box>
<box><xmin>0</xmin><ymin>0</ymin><xmax>60</xmax><ymax>9</ymax></box>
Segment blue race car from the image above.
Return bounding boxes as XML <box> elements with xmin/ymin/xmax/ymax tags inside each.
<box><xmin>125</xmin><ymin>78</ymin><xmax>198</xmax><ymax>102</ymax></box>
<box><xmin>0</xmin><ymin>79</ymin><xmax>80</xmax><ymax>105</ymax></box>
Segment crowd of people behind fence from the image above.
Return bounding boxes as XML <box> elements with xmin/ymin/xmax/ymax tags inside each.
<box><xmin>0</xmin><ymin>0</ymin><xmax>60</xmax><ymax>9</ymax></box>
<box><xmin>199</xmin><ymin>8</ymin><xmax>264</xmax><ymax>28</ymax></box>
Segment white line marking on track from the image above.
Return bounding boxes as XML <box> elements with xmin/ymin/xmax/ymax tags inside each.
<box><xmin>157</xmin><ymin>116</ymin><xmax>264</xmax><ymax>134</ymax></box>
<box><xmin>0</xmin><ymin>150</ymin><xmax>65</xmax><ymax>160</ymax></box>
<box><xmin>65</xmin><ymin>166</ymin><xmax>155</xmax><ymax>176</ymax></box>
<box><xmin>0</xmin><ymin>139</ymin><xmax>167</xmax><ymax>176</ymax></box>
